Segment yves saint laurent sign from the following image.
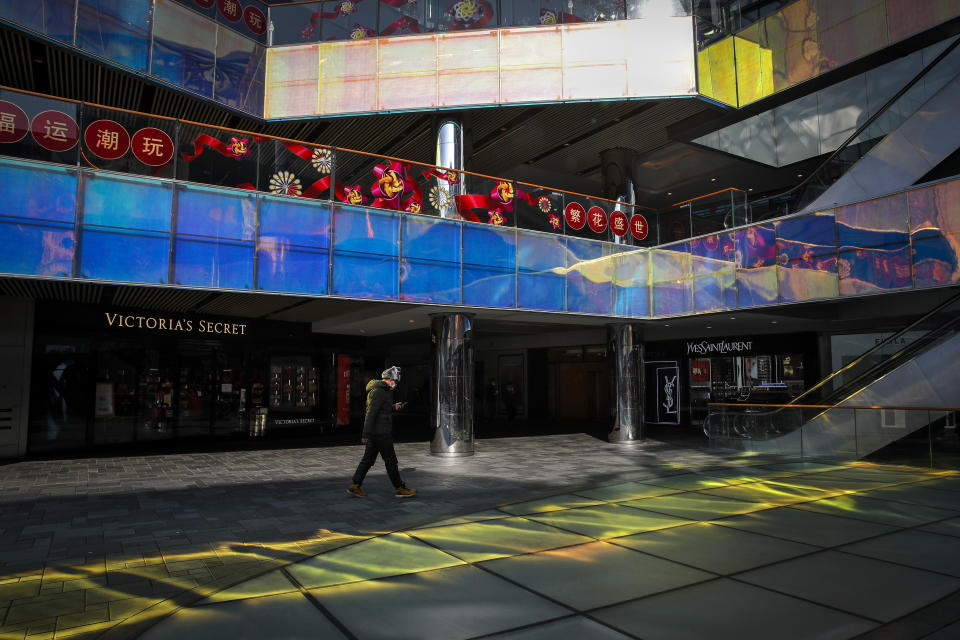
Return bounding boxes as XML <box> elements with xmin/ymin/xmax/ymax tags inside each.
<box><xmin>104</xmin><ymin>312</ymin><xmax>248</xmax><ymax>335</ymax></box>
<box><xmin>686</xmin><ymin>339</ymin><xmax>753</xmax><ymax>356</ymax></box>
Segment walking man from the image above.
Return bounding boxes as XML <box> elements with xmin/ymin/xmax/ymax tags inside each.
<box><xmin>347</xmin><ymin>366</ymin><xmax>417</xmax><ymax>498</ymax></box>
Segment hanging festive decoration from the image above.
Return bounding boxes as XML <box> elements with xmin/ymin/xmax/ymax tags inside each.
<box><xmin>429</xmin><ymin>186</ymin><xmax>450</xmax><ymax>210</ymax></box>
<box><xmin>269</xmin><ymin>171</ymin><xmax>302</xmax><ymax>196</ymax></box>
<box><xmin>311</xmin><ymin>148</ymin><xmax>333</xmax><ymax>173</ymax></box>
<box><xmin>538</xmin><ymin>8</ymin><xmax>585</xmax><ymax>25</ymax></box>
<box><xmin>549</xmin><ymin>214</ymin><xmax>561</xmax><ymax>229</ymax></box>
<box><xmin>228</xmin><ymin>137</ymin><xmax>250</xmax><ymax>159</ymax></box>
<box><xmin>350</xmin><ymin>24</ymin><xmax>378</xmax><ymax>39</ymax></box>
<box><xmin>447</xmin><ymin>0</ymin><xmax>494</xmax><ymax>30</ymax></box>
<box><xmin>371</xmin><ymin>160</ymin><xmax>423</xmax><ymax>211</ymax></box>
<box><xmin>182</xmin><ymin>133</ymin><xmax>264</xmax><ymax>162</ymax></box>
<box><xmin>488</xmin><ymin>210</ymin><xmax>505</xmax><ymax>226</ymax></box>
<box><xmin>538</xmin><ymin>196</ymin><xmax>552</xmax><ymax>213</ymax></box>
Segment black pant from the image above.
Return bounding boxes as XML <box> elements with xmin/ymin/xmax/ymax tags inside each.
<box><xmin>352</xmin><ymin>435</ymin><xmax>403</xmax><ymax>488</ymax></box>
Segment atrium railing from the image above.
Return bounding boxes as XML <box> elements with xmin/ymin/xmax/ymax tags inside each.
<box><xmin>706</xmin><ymin>403</ymin><xmax>960</xmax><ymax>468</ymax></box>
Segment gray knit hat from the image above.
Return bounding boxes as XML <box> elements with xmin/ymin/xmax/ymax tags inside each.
<box><xmin>381</xmin><ymin>365</ymin><xmax>401</xmax><ymax>381</ymax></box>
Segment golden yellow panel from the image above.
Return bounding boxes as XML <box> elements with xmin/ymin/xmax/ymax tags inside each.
<box><xmin>734</xmin><ymin>30</ymin><xmax>763</xmax><ymax>105</ymax></box>
<box><xmin>561</xmin><ymin>21</ymin><xmax>627</xmax><ymax>100</ymax></box>
<box><xmin>264</xmin><ymin>45</ymin><xmax>319</xmax><ymax>118</ymax></box>
<box><xmin>625</xmin><ymin>17</ymin><xmax>696</xmax><ymax>98</ymax></box>
<box><xmin>379</xmin><ymin>34</ymin><xmax>438</xmax><ymax>111</ymax></box>
<box><xmin>438</xmin><ymin>30</ymin><xmax>499</xmax><ymax>107</ymax></box>
<box><xmin>319</xmin><ymin>39</ymin><xmax>378</xmax><ymax>115</ymax></box>
<box><xmin>698</xmin><ymin>36</ymin><xmax>737</xmax><ymax>106</ymax></box>
<box><xmin>500</xmin><ymin>26</ymin><xmax>562</xmax><ymax>103</ymax></box>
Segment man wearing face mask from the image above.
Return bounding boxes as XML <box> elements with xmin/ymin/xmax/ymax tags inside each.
<box><xmin>347</xmin><ymin>366</ymin><xmax>417</xmax><ymax>498</ymax></box>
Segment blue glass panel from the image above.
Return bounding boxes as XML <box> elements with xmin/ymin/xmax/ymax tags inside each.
<box><xmin>174</xmin><ymin>238</ymin><xmax>253</xmax><ymax>289</ymax></box>
<box><xmin>909</xmin><ymin>181</ymin><xmax>960</xmax><ymax>289</ymax></box>
<box><xmin>0</xmin><ymin>0</ymin><xmax>75</xmax><ymax>42</ymax></box>
<box><xmin>735</xmin><ymin>224</ymin><xmax>778</xmax><ymax>308</ymax></box>
<box><xmin>82</xmin><ymin>172</ymin><xmax>172</xmax><ymax>233</ymax></box>
<box><xmin>651</xmin><ymin>246</ymin><xmax>692</xmax><ymax>316</ymax></box>
<box><xmin>332</xmin><ymin>205</ymin><xmax>399</xmax><ymax>299</ymax></box>
<box><xmin>176</xmin><ymin>184</ymin><xmax>256</xmax><ymax>240</ymax></box>
<box><xmin>80</xmin><ymin>228</ymin><xmax>169</xmax><ymax>283</ymax></box>
<box><xmin>775</xmin><ymin>212</ymin><xmax>838</xmax><ymax>303</ymax></box>
<box><xmin>912</xmin><ymin>236</ymin><xmax>959</xmax><ymax>288</ymax></box>
<box><xmin>0</xmin><ymin>160</ymin><xmax>77</xmax><ymax>223</ymax></box>
<box><xmin>256</xmin><ymin>244</ymin><xmax>328</xmax><ymax>294</ymax></box>
<box><xmin>693</xmin><ymin>272</ymin><xmax>736</xmax><ymax>312</ymax></box>
<box><xmin>690</xmin><ymin>232</ymin><xmax>736</xmax><ymax>273</ymax></box>
<box><xmin>463</xmin><ymin>224</ymin><xmax>516</xmax><ymax>308</ymax></box>
<box><xmin>566</xmin><ymin>238</ymin><xmax>612</xmax><ymax>315</ymax></box>
<box><xmin>517</xmin><ymin>231</ymin><xmax>564</xmax><ymax>311</ymax></box>
<box><xmin>401</xmin><ymin>217</ymin><xmax>460</xmax><ymax>304</ymax></box>
<box><xmin>613</xmin><ymin>249</ymin><xmax>649</xmax><ymax>317</ymax></box>
<box><xmin>691</xmin><ymin>233</ymin><xmax>737</xmax><ymax>312</ymax></box>
<box><xmin>837</xmin><ymin>194</ymin><xmax>911</xmax><ymax>295</ymax></box>
<box><xmin>0</xmin><ymin>221</ymin><xmax>74</xmax><ymax>277</ymax></box>
<box><xmin>76</xmin><ymin>0</ymin><xmax>151</xmax><ymax>71</ymax></box>
<box><xmin>259</xmin><ymin>195</ymin><xmax>330</xmax><ymax>248</ymax></box>
<box><xmin>152</xmin><ymin>0</ymin><xmax>217</xmax><ymax>97</ymax></box>
<box><xmin>215</xmin><ymin>27</ymin><xmax>265</xmax><ymax>113</ymax></box>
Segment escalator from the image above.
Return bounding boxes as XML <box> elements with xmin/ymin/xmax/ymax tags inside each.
<box><xmin>749</xmin><ymin>36</ymin><xmax>960</xmax><ymax>221</ymax></box>
<box><xmin>705</xmin><ymin>289</ymin><xmax>960</xmax><ymax>460</ymax></box>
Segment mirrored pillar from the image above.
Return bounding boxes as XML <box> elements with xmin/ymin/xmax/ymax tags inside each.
<box><xmin>608</xmin><ymin>324</ymin><xmax>644</xmax><ymax>443</ymax></box>
<box><xmin>431</xmin><ymin>314</ymin><xmax>474</xmax><ymax>456</ymax></box>
<box><xmin>435</xmin><ymin>119</ymin><xmax>464</xmax><ymax>220</ymax></box>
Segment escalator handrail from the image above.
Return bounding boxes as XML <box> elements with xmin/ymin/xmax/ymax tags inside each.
<box><xmin>789</xmin><ymin>289</ymin><xmax>960</xmax><ymax>407</ymax></box>
<box><xmin>750</xmin><ymin>35</ymin><xmax>960</xmax><ymax>212</ymax></box>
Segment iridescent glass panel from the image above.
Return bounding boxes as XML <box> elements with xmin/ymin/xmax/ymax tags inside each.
<box><xmin>215</xmin><ymin>27</ymin><xmax>265</xmax><ymax>114</ymax></box>
<box><xmin>651</xmin><ymin>243</ymin><xmax>692</xmax><ymax>316</ymax></box>
<box><xmin>566</xmin><ymin>237</ymin><xmax>613</xmax><ymax>315</ymax></box>
<box><xmin>837</xmin><ymin>193</ymin><xmax>911</xmax><ymax>295</ymax></box>
<box><xmin>332</xmin><ymin>204</ymin><xmax>400</xmax><ymax>299</ymax></box>
<box><xmin>401</xmin><ymin>215</ymin><xmax>461</xmax><ymax>304</ymax></box>
<box><xmin>517</xmin><ymin>230</ymin><xmax>565</xmax><ymax>311</ymax></box>
<box><xmin>152</xmin><ymin>0</ymin><xmax>217</xmax><ymax>98</ymax></box>
<box><xmin>909</xmin><ymin>180</ymin><xmax>960</xmax><ymax>289</ymax></box>
<box><xmin>690</xmin><ymin>232</ymin><xmax>736</xmax><ymax>312</ymax></box>
<box><xmin>735</xmin><ymin>223</ymin><xmax>777</xmax><ymax>307</ymax></box>
<box><xmin>775</xmin><ymin>211</ymin><xmax>838</xmax><ymax>303</ymax></box>
<box><xmin>613</xmin><ymin>248</ymin><xmax>649</xmax><ymax>317</ymax></box>
<box><xmin>462</xmin><ymin>223</ymin><xmax>516</xmax><ymax>308</ymax></box>
<box><xmin>257</xmin><ymin>195</ymin><xmax>330</xmax><ymax>295</ymax></box>
<box><xmin>76</xmin><ymin>0</ymin><xmax>150</xmax><ymax>71</ymax></box>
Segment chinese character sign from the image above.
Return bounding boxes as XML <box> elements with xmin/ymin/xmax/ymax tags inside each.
<box><xmin>0</xmin><ymin>100</ymin><xmax>29</xmax><ymax>144</ymax></box>
<box><xmin>131</xmin><ymin>127</ymin><xmax>174</xmax><ymax>166</ymax></box>
<box><xmin>609</xmin><ymin>210</ymin><xmax>628</xmax><ymax>237</ymax></box>
<box><xmin>219</xmin><ymin>0</ymin><xmax>241</xmax><ymax>21</ymax></box>
<box><xmin>244</xmin><ymin>6</ymin><xmax>266</xmax><ymax>34</ymax></box>
<box><xmin>630</xmin><ymin>213</ymin><xmax>649</xmax><ymax>241</ymax></box>
<box><xmin>587</xmin><ymin>206</ymin><xmax>608</xmax><ymax>234</ymax></box>
<box><xmin>83</xmin><ymin>120</ymin><xmax>130</xmax><ymax>160</ymax></box>
<box><xmin>564</xmin><ymin>202</ymin><xmax>586</xmax><ymax>230</ymax></box>
<box><xmin>30</xmin><ymin>110</ymin><xmax>79</xmax><ymax>152</ymax></box>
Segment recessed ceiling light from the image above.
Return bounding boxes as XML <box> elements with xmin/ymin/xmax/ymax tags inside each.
<box><xmin>710</xmin><ymin>177</ymin><xmax>717</xmax><ymax>182</ymax></box>
<box><xmin>797</xmin><ymin>173</ymin><xmax>803</xmax><ymax>178</ymax></box>
<box><xmin>748</xmin><ymin>188</ymin><xmax>753</xmax><ymax>191</ymax></box>
<box><xmin>771</xmin><ymin>320</ymin><xmax>778</xmax><ymax>324</ymax></box>
<box><xmin>729</xmin><ymin>316</ymin><xmax>735</xmax><ymax>319</ymax></box>
<box><xmin>667</xmin><ymin>192</ymin><xmax>672</xmax><ymax>196</ymax></box>
<box><xmin>409</xmin><ymin>319</ymin><xmax>415</xmax><ymax>323</ymax></box>
<box><xmin>664</xmin><ymin>323</ymin><xmax>670</xmax><ymax>327</ymax></box>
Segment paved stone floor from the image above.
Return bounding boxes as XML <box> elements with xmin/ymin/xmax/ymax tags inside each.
<box><xmin>0</xmin><ymin>434</ymin><xmax>959</xmax><ymax>639</ymax></box>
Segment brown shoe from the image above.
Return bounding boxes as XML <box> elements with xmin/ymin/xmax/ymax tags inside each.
<box><xmin>395</xmin><ymin>485</ymin><xmax>417</xmax><ymax>498</ymax></box>
<box><xmin>347</xmin><ymin>483</ymin><xmax>367</xmax><ymax>497</ymax></box>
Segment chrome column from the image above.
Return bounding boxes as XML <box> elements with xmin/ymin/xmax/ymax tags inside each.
<box><xmin>608</xmin><ymin>324</ymin><xmax>644</xmax><ymax>443</ymax></box>
<box><xmin>435</xmin><ymin>119</ymin><xmax>464</xmax><ymax>219</ymax></box>
<box><xmin>430</xmin><ymin>314</ymin><xmax>475</xmax><ymax>456</ymax></box>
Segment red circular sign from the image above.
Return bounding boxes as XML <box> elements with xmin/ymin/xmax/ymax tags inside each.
<box><xmin>84</xmin><ymin>119</ymin><xmax>130</xmax><ymax>160</ymax></box>
<box><xmin>30</xmin><ymin>110</ymin><xmax>79</xmax><ymax>152</ymax></box>
<box><xmin>564</xmin><ymin>202</ymin><xmax>586</xmax><ymax>230</ymax></box>
<box><xmin>609</xmin><ymin>210</ymin><xmax>628</xmax><ymax>237</ymax></box>
<box><xmin>629</xmin><ymin>213</ymin><xmax>649</xmax><ymax>241</ymax></box>
<box><xmin>587</xmin><ymin>206</ymin><xmax>608</xmax><ymax>234</ymax></box>
<box><xmin>218</xmin><ymin>0</ymin><xmax>242</xmax><ymax>21</ymax></box>
<box><xmin>194</xmin><ymin>0</ymin><xmax>215</xmax><ymax>7</ymax></box>
<box><xmin>0</xmin><ymin>100</ymin><xmax>29</xmax><ymax>144</ymax></box>
<box><xmin>244</xmin><ymin>6</ymin><xmax>267</xmax><ymax>34</ymax></box>
<box><xmin>131</xmin><ymin>127</ymin><xmax>174</xmax><ymax>166</ymax></box>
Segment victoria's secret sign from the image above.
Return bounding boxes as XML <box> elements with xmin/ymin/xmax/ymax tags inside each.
<box><xmin>105</xmin><ymin>312</ymin><xmax>248</xmax><ymax>335</ymax></box>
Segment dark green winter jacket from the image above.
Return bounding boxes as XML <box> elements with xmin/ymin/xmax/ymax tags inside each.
<box><xmin>362</xmin><ymin>379</ymin><xmax>394</xmax><ymax>438</ymax></box>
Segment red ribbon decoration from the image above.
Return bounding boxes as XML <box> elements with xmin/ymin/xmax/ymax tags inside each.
<box><xmin>379</xmin><ymin>15</ymin><xmax>421</xmax><ymax>36</ymax></box>
<box><xmin>422</xmin><ymin>167</ymin><xmax>459</xmax><ymax>183</ymax></box>
<box><xmin>182</xmin><ymin>134</ymin><xmax>267</xmax><ymax>162</ymax></box>
<box><xmin>370</xmin><ymin>160</ymin><xmax>422</xmax><ymax>211</ymax></box>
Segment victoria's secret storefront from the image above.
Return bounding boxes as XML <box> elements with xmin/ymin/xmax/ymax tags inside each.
<box><xmin>28</xmin><ymin>301</ymin><xmax>367</xmax><ymax>453</ymax></box>
<box><xmin>644</xmin><ymin>333</ymin><xmax>820</xmax><ymax>429</ymax></box>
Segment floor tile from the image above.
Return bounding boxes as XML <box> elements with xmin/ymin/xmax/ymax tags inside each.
<box><xmin>839</xmin><ymin>529</ymin><xmax>960</xmax><ymax>577</ymax></box>
<box><xmin>758</xmin><ymin>462</ymin><xmax>846</xmax><ymax>474</ymax></box>
<box><xmin>862</xmin><ymin>484</ymin><xmax>960</xmax><ymax>512</ymax></box>
<box><xmin>812</xmin><ymin>468</ymin><xmax>937</xmax><ymax>484</ymax></box>
<box><xmin>772</xmin><ymin>475</ymin><xmax>894</xmax><ymax>493</ymax></box>
<box><xmin>526</xmin><ymin>504</ymin><xmax>691</xmax><ymax>539</ymax></box>
<box><xmin>791</xmin><ymin>493</ymin><xmax>957</xmax><ymax>527</ymax></box>
<box><xmin>139</xmin><ymin>591</ymin><xmax>346</xmax><ymax>640</ymax></box>
<box><xmin>737</xmin><ymin>550</ymin><xmax>960</xmax><ymax>622</ymax></box>
<box><xmin>925</xmin><ymin>618</ymin><xmax>960</xmax><ymax>639</ymax></box>
<box><xmin>638</xmin><ymin>473</ymin><xmax>740</xmax><ymax>491</ymax></box>
<box><xmin>574</xmin><ymin>482</ymin><xmax>681</xmax><ymax>503</ymax></box>
<box><xmin>199</xmin><ymin>569</ymin><xmax>297</xmax><ymax>604</ymax></box>
<box><xmin>407</xmin><ymin>517</ymin><xmax>591</xmax><ymax>563</ymax></box>
<box><xmin>309</xmin><ymin>564</ymin><xmax>567</xmax><ymax>640</ymax></box>
<box><xmin>590</xmin><ymin>578</ymin><xmax>875</xmax><ymax>640</ymax></box>
<box><xmin>482</xmin><ymin>615</ymin><xmax>632</xmax><ymax>639</ymax></box>
<box><xmin>421</xmin><ymin>510</ymin><xmax>511</xmax><ymax>528</ymax></box>
<box><xmin>715</xmin><ymin>505</ymin><xmax>897</xmax><ymax>547</ymax></box>
<box><xmin>621</xmin><ymin>491</ymin><xmax>775</xmax><ymax>521</ymax></box>
<box><xmin>697</xmin><ymin>466</ymin><xmax>800</xmax><ymax>484</ymax></box>
<box><xmin>498</xmin><ymin>494</ymin><xmax>605</xmax><ymax>516</ymax></box>
<box><xmin>917</xmin><ymin>476</ymin><xmax>960</xmax><ymax>493</ymax></box>
<box><xmin>286</xmin><ymin>533</ymin><xmax>464</xmax><ymax>589</ymax></box>
<box><xmin>700</xmin><ymin>480</ymin><xmax>837</xmax><ymax>506</ymax></box>
<box><xmin>481</xmin><ymin>541</ymin><xmax>713</xmax><ymax>610</ymax></box>
<box><xmin>920</xmin><ymin>516</ymin><xmax>960</xmax><ymax>538</ymax></box>
<box><xmin>614</xmin><ymin>522</ymin><xmax>818</xmax><ymax>574</ymax></box>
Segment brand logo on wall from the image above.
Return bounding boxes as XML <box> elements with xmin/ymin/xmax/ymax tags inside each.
<box><xmin>104</xmin><ymin>312</ymin><xmax>248</xmax><ymax>336</ymax></box>
<box><xmin>653</xmin><ymin>361</ymin><xmax>680</xmax><ymax>425</ymax></box>
<box><xmin>686</xmin><ymin>339</ymin><xmax>753</xmax><ymax>355</ymax></box>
